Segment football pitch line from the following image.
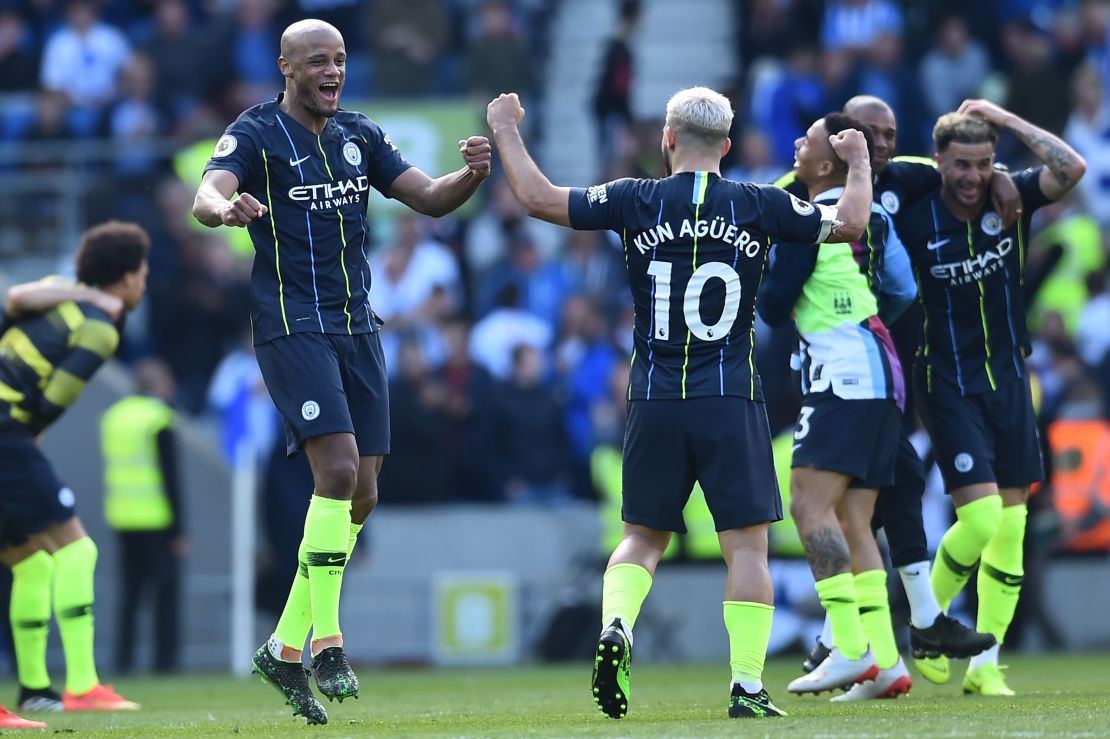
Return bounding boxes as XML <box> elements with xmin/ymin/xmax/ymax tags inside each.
<box><xmin>2</xmin><ymin>652</ymin><xmax>1108</xmax><ymax>736</ymax></box>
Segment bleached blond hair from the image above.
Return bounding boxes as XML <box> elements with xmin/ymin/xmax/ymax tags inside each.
<box><xmin>665</xmin><ymin>87</ymin><xmax>733</xmax><ymax>149</ymax></box>
<box><xmin>933</xmin><ymin>112</ymin><xmax>998</xmax><ymax>153</ymax></box>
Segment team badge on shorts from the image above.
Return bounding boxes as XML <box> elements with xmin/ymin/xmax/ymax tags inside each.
<box><xmin>880</xmin><ymin>191</ymin><xmax>900</xmax><ymax>214</ymax></box>
<box><xmin>301</xmin><ymin>400</ymin><xmax>320</xmax><ymax>421</ymax></box>
<box><xmin>954</xmin><ymin>453</ymin><xmax>975</xmax><ymax>473</ymax></box>
<box><xmin>58</xmin><ymin>487</ymin><xmax>76</xmax><ymax>508</ymax></box>
<box><xmin>981</xmin><ymin>212</ymin><xmax>1002</xmax><ymax>236</ymax></box>
<box><xmin>213</xmin><ymin>135</ymin><xmax>237</xmax><ymax>158</ymax></box>
<box><xmin>343</xmin><ymin>141</ymin><xmax>362</xmax><ymax>166</ymax></box>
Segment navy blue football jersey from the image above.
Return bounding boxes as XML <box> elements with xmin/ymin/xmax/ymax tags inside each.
<box><xmin>895</xmin><ymin>167</ymin><xmax>1052</xmax><ymax>395</ymax></box>
<box><xmin>568</xmin><ymin>171</ymin><xmax>831</xmax><ymax>401</ymax></box>
<box><xmin>204</xmin><ymin>94</ymin><xmax>412</xmax><ymax>344</ymax></box>
<box><xmin>779</xmin><ymin>157</ymin><xmax>939</xmax><ymax>217</ymax></box>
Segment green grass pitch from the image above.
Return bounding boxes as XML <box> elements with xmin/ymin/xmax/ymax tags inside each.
<box><xmin>3</xmin><ymin>653</ymin><xmax>1109</xmax><ymax>736</ymax></box>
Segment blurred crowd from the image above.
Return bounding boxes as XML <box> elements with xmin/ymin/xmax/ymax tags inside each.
<box><xmin>3</xmin><ymin>1</ymin><xmax>1110</xmax><ymax>544</ymax></box>
<box><xmin>0</xmin><ymin>0</ymin><xmax>547</xmax><ymax>140</ymax></box>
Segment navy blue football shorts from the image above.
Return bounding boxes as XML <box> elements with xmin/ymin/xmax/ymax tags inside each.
<box><xmin>255</xmin><ymin>331</ymin><xmax>390</xmax><ymax>457</ymax></box>
<box><xmin>0</xmin><ymin>434</ymin><xmax>76</xmax><ymax>546</ymax></box>
<box><xmin>873</xmin><ymin>430</ymin><xmax>929</xmax><ymax>567</ymax></box>
<box><xmin>621</xmin><ymin>396</ymin><xmax>782</xmax><ymax>533</ymax></box>
<box><xmin>791</xmin><ymin>390</ymin><xmax>900</xmax><ymax>490</ymax></box>
<box><xmin>915</xmin><ymin>371</ymin><xmax>1043</xmax><ymax>491</ymax></box>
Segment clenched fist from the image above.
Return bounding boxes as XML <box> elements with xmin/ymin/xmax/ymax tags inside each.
<box><xmin>458</xmin><ymin>135</ymin><xmax>492</xmax><ymax>177</ymax></box>
<box><xmin>487</xmin><ymin>93</ymin><xmax>525</xmax><ymax>132</ymax></box>
<box><xmin>220</xmin><ymin>192</ymin><xmax>268</xmax><ymax>227</ymax></box>
<box><xmin>830</xmin><ymin>128</ymin><xmax>870</xmax><ymax>168</ymax></box>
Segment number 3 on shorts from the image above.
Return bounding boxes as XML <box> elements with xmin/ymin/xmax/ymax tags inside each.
<box><xmin>794</xmin><ymin>406</ymin><xmax>814</xmax><ymax>440</ymax></box>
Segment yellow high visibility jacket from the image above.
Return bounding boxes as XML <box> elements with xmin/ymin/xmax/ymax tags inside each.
<box><xmin>100</xmin><ymin>395</ymin><xmax>176</xmax><ymax>531</ymax></box>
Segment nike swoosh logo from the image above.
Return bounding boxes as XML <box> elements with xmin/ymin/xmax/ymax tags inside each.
<box><xmin>290</xmin><ymin>154</ymin><xmax>310</xmax><ymax>167</ymax></box>
<box><xmin>926</xmin><ymin>238</ymin><xmax>950</xmax><ymax>251</ymax></box>
<box><xmin>325</xmin><ymin>555</ymin><xmax>345</xmax><ymax>565</ymax></box>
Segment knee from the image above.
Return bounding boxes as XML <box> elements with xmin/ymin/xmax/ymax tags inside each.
<box><xmin>11</xmin><ymin>548</ymin><xmax>54</xmax><ymax>582</ymax></box>
<box><xmin>615</xmin><ymin>524</ymin><xmax>671</xmax><ymax>564</ymax></box>
<box><xmin>789</xmin><ymin>495</ymin><xmax>812</xmax><ymax>529</ymax></box>
<box><xmin>789</xmin><ymin>485</ymin><xmax>826</xmax><ymax>530</ymax></box>
<box><xmin>838</xmin><ymin>497</ymin><xmax>875</xmax><ymax>539</ymax></box>
<box><xmin>1000</xmin><ymin>487</ymin><xmax>1029</xmax><ymax>507</ymax></box>
<box><xmin>54</xmin><ymin>536</ymin><xmax>97</xmax><ymax>570</ymax></box>
<box><xmin>626</xmin><ymin>525</ymin><xmax>670</xmax><ymax>552</ymax></box>
<box><xmin>835</xmin><ymin>507</ymin><xmax>852</xmax><ymax>534</ymax></box>
<box><xmin>315</xmin><ymin>455</ymin><xmax>359</xmax><ymax>499</ymax></box>
<box><xmin>351</xmin><ymin>478</ymin><xmax>378</xmax><ymax>524</ymax></box>
<box><xmin>720</xmin><ymin>525</ymin><xmax>769</xmax><ymax>563</ymax></box>
<box><xmin>957</xmin><ymin>496</ymin><xmax>1003</xmax><ymax>547</ymax></box>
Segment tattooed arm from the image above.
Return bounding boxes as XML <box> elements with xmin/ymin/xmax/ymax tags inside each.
<box><xmin>958</xmin><ymin>99</ymin><xmax>1086</xmax><ymax>202</ymax></box>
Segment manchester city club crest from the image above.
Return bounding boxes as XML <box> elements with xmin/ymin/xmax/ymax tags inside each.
<box><xmin>981</xmin><ymin>211</ymin><xmax>1003</xmax><ymax>236</ymax></box>
<box><xmin>880</xmin><ymin>190</ymin><xmax>900</xmax><ymax>214</ymax></box>
<box><xmin>343</xmin><ymin>141</ymin><xmax>362</xmax><ymax>166</ymax></box>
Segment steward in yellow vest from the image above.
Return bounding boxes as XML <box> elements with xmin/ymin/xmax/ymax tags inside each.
<box><xmin>99</xmin><ymin>359</ymin><xmax>184</xmax><ymax>673</ymax></box>
<box><xmin>102</xmin><ymin>395</ymin><xmax>177</xmax><ymax>532</ymax></box>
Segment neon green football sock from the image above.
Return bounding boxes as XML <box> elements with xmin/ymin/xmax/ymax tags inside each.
<box><xmin>976</xmin><ymin>503</ymin><xmax>1027</xmax><ymax>643</ymax></box>
<box><xmin>272</xmin><ymin>538</ymin><xmax>311</xmax><ymax>656</ymax></box>
<box><xmin>601</xmin><ymin>563</ymin><xmax>652</xmax><ymax>631</ymax></box>
<box><xmin>347</xmin><ymin>521</ymin><xmax>363</xmax><ymax>560</ymax></box>
<box><xmin>723</xmin><ymin>601</ymin><xmax>774</xmax><ymax>686</ymax></box>
<box><xmin>932</xmin><ymin>496</ymin><xmax>1002</xmax><ymax>610</ymax></box>
<box><xmin>304</xmin><ymin>495</ymin><xmax>352</xmax><ymax>641</ymax></box>
<box><xmin>815</xmin><ymin>572</ymin><xmax>866</xmax><ymax>661</ymax></box>
<box><xmin>274</xmin><ymin>520</ymin><xmax>364</xmax><ymax>655</ymax></box>
<box><xmin>10</xmin><ymin>550</ymin><xmax>54</xmax><ymax>690</ymax></box>
<box><xmin>52</xmin><ymin>537</ymin><xmax>100</xmax><ymax>694</ymax></box>
<box><xmin>855</xmin><ymin>569</ymin><xmax>899</xmax><ymax>670</ymax></box>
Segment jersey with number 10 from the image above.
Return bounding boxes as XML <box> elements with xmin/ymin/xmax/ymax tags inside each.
<box><xmin>568</xmin><ymin>171</ymin><xmax>829</xmax><ymax>401</ymax></box>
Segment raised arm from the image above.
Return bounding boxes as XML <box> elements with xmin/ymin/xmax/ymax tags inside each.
<box><xmin>388</xmin><ymin>137</ymin><xmax>491</xmax><ymax>218</ymax></box>
<box><xmin>486</xmin><ymin>93</ymin><xmax>572</xmax><ymax>227</ymax></box>
<box><xmin>5</xmin><ymin>279</ymin><xmax>122</xmax><ymax>320</ymax></box>
<box><xmin>958</xmin><ymin>99</ymin><xmax>1087</xmax><ymax>202</ymax></box>
<box><xmin>33</xmin><ymin>318</ymin><xmax>119</xmax><ymax>430</ymax></box>
<box><xmin>875</xmin><ymin>215</ymin><xmax>916</xmax><ymax>323</ymax></box>
<box><xmin>192</xmin><ymin>169</ymin><xmax>268</xmax><ymax>228</ymax></box>
<box><xmin>827</xmin><ymin>129</ymin><xmax>873</xmax><ymax>241</ymax></box>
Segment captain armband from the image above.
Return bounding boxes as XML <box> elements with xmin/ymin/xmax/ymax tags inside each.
<box><xmin>815</xmin><ymin>203</ymin><xmax>843</xmax><ymax>243</ymax></box>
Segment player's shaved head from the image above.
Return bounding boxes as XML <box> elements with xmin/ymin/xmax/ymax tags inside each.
<box><xmin>280</xmin><ymin>18</ymin><xmax>343</xmax><ymax>59</ymax></box>
<box><xmin>843</xmin><ymin>95</ymin><xmax>893</xmax><ymax>118</ymax></box>
<box><xmin>843</xmin><ymin>96</ymin><xmax>896</xmax><ymax>173</ymax></box>
<box><xmin>278</xmin><ymin>18</ymin><xmax>346</xmax><ymax>125</ymax></box>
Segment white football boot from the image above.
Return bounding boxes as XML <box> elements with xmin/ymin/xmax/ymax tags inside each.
<box><xmin>831</xmin><ymin>657</ymin><xmax>912</xmax><ymax>701</ymax></box>
<box><xmin>787</xmin><ymin>648</ymin><xmax>879</xmax><ymax>695</ymax></box>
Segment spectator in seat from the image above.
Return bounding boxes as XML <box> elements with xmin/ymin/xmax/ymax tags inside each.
<box><xmin>490</xmin><ymin>343</ymin><xmax>573</xmax><ymax>504</ymax></box>
<box><xmin>377</xmin><ymin>338</ymin><xmax>454</xmax><ymax>504</ymax></box>
<box><xmin>465</xmin><ymin>0</ymin><xmax>535</xmax><ymax>101</ymax></box>
<box><xmin>40</xmin><ymin>0</ymin><xmax>132</xmax><ymax>112</ymax></box>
